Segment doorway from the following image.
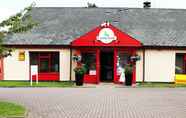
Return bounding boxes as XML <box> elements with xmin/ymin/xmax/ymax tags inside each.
<box><xmin>100</xmin><ymin>51</ymin><xmax>114</xmax><ymax>82</ymax></box>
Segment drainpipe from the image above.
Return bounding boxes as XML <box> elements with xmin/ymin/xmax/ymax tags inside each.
<box><xmin>70</xmin><ymin>48</ymin><xmax>72</xmax><ymax>81</ymax></box>
<box><xmin>142</xmin><ymin>49</ymin><xmax>145</xmax><ymax>83</ymax></box>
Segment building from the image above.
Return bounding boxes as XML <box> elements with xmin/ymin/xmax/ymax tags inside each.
<box><xmin>1</xmin><ymin>7</ymin><xmax>186</xmax><ymax>84</ymax></box>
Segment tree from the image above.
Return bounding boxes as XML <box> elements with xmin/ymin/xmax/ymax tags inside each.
<box><xmin>0</xmin><ymin>3</ymin><xmax>38</xmax><ymax>57</ymax></box>
<box><xmin>87</xmin><ymin>2</ymin><xmax>98</xmax><ymax>8</ymax></box>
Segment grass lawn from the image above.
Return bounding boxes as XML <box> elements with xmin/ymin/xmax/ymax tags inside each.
<box><xmin>0</xmin><ymin>101</ymin><xmax>25</xmax><ymax>117</ymax></box>
<box><xmin>0</xmin><ymin>81</ymin><xmax>74</xmax><ymax>87</ymax></box>
<box><xmin>137</xmin><ymin>82</ymin><xmax>186</xmax><ymax>88</ymax></box>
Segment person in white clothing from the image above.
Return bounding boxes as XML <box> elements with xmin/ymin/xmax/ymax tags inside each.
<box><xmin>118</xmin><ymin>66</ymin><xmax>125</xmax><ymax>83</ymax></box>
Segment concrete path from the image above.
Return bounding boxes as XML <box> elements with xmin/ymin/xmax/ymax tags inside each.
<box><xmin>0</xmin><ymin>87</ymin><xmax>186</xmax><ymax>118</ymax></box>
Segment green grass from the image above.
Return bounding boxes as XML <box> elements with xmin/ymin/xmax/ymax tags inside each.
<box><xmin>137</xmin><ymin>82</ymin><xmax>186</xmax><ymax>88</ymax></box>
<box><xmin>0</xmin><ymin>101</ymin><xmax>25</xmax><ymax>117</ymax></box>
<box><xmin>1</xmin><ymin>81</ymin><xmax>186</xmax><ymax>88</ymax></box>
<box><xmin>0</xmin><ymin>81</ymin><xmax>74</xmax><ymax>87</ymax></box>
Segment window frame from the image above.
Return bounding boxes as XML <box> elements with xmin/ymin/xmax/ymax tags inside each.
<box><xmin>29</xmin><ymin>52</ymin><xmax>60</xmax><ymax>73</ymax></box>
<box><xmin>175</xmin><ymin>53</ymin><xmax>186</xmax><ymax>74</ymax></box>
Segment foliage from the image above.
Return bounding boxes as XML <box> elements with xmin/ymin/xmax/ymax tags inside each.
<box><xmin>0</xmin><ymin>101</ymin><xmax>25</xmax><ymax>117</ymax></box>
<box><xmin>0</xmin><ymin>3</ymin><xmax>38</xmax><ymax>57</ymax></box>
<box><xmin>125</xmin><ymin>64</ymin><xmax>133</xmax><ymax>75</ymax></box>
<box><xmin>87</xmin><ymin>2</ymin><xmax>98</xmax><ymax>8</ymax></box>
<box><xmin>74</xmin><ymin>64</ymin><xmax>87</xmax><ymax>75</ymax></box>
<box><xmin>0</xmin><ymin>3</ymin><xmax>38</xmax><ymax>33</ymax></box>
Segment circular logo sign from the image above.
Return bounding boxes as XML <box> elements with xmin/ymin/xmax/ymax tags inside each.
<box><xmin>97</xmin><ymin>28</ymin><xmax>117</xmax><ymax>44</ymax></box>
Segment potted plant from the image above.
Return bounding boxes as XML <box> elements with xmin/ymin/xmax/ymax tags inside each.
<box><xmin>125</xmin><ymin>64</ymin><xmax>133</xmax><ymax>86</ymax></box>
<box><xmin>74</xmin><ymin>64</ymin><xmax>87</xmax><ymax>86</ymax></box>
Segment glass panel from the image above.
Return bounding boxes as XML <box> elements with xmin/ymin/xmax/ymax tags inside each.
<box><xmin>30</xmin><ymin>52</ymin><xmax>38</xmax><ymax>65</ymax></box>
<box><xmin>176</xmin><ymin>54</ymin><xmax>185</xmax><ymax>74</ymax></box>
<box><xmin>30</xmin><ymin>52</ymin><xmax>59</xmax><ymax>73</ymax></box>
<box><xmin>81</xmin><ymin>53</ymin><xmax>96</xmax><ymax>75</ymax></box>
<box><xmin>39</xmin><ymin>58</ymin><xmax>50</xmax><ymax>72</ymax></box>
<box><xmin>51</xmin><ymin>53</ymin><xmax>59</xmax><ymax>72</ymax></box>
<box><xmin>117</xmin><ymin>52</ymin><xmax>130</xmax><ymax>75</ymax></box>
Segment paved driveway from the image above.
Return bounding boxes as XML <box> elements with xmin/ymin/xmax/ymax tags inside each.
<box><xmin>0</xmin><ymin>87</ymin><xmax>186</xmax><ymax>118</ymax></box>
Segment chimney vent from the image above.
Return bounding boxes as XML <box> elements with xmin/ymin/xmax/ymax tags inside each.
<box><xmin>143</xmin><ymin>1</ymin><xmax>151</xmax><ymax>8</ymax></box>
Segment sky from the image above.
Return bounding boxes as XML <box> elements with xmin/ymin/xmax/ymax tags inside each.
<box><xmin>1</xmin><ymin>0</ymin><xmax>186</xmax><ymax>22</ymax></box>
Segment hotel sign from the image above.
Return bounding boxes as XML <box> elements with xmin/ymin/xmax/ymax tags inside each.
<box><xmin>97</xmin><ymin>28</ymin><xmax>117</xmax><ymax>44</ymax></box>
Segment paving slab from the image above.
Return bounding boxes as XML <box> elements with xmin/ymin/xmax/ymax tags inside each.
<box><xmin>0</xmin><ymin>87</ymin><xmax>186</xmax><ymax>118</ymax></box>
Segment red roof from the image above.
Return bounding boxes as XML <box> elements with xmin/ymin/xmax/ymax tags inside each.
<box><xmin>71</xmin><ymin>24</ymin><xmax>142</xmax><ymax>47</ymax></box>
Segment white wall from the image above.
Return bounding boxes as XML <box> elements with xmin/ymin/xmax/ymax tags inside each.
<box><xmin>144</xmin><ymin>49</ymin><xmax>175</xmax><ymax>82</ymax></box>
<box><xmin>71</xmin><ymin>49</ymin><xmax>76</xmax><ymax>81</ymax></box>
<box><xmin>60</xmin><ymin>49</ymin><xmax>71</xmax><ymax>81</ymax></box>
<box><xmin>4</xmin><ymin>48</ymin><xmax>71</xmax><ymax>81</ymax></box>
<box><xmin>4</xmin><ymin>50</ymin><xmax>29</xmax><ymax>80</ymax></box>
<box><xmin>136</xmin><ymin>50</ymin><xmax>143</xmax><ymax>82</ymax></box>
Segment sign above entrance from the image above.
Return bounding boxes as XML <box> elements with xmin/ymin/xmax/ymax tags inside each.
<box><xmin>71</xmin><ymin>23</ymin><xmax>142</xmax><ymax>47</ymax></box>
<box><xmin>97</xmin><ymin>28</ymin><xmax>117</xmax><ymax>44</ymax></box>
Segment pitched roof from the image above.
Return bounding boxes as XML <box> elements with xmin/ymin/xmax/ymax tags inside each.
<box><xmin>71</xmin><ymin>24</ymin><xmax>141</xmax><ymax>47</ymax></box>
<box><xmin>4</xmin><ymin>7</ymin><xmax>186</xmax><ymax>47</ymax></box>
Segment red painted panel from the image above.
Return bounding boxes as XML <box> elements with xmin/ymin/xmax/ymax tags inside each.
<box><xmin>114</xmin><ymin>48</ymin><xmax>118</xmax><ymax>83</ymax></box>
<box><xmin>32</xmin><ymin>72</ymin><xmax>59</xmax><ymax>81</ymax></box>
<box><xmin>132</xmin><ymin>65</ymin><xmax>136</xmax><ymax>85</ymax></box>
<box><xmin>84</xmin><ymin>74</ymin><xmax>97</xmax><ymax>84</ymax></box>
<box><xmin>96</xmin><ymin>49</ymin><xmax>100</xmax><ymax>84</ymax></box>
<box><xmin>80</xmin><ymin>49</ymin><xmax>99</xmax><ymax>84</ymax></box>
<box><xmin>0</xmin><ymin>58</ymin><xmax>3</xmax><ymax>80</ymax></box>
<box><xmin>71</xmin><ymin>24</ymin><xmax>142</xmax><ymax>47</ymax></box>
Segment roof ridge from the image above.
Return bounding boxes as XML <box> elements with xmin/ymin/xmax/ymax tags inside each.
<box><xmin>33</xmin><ymin>7</ymin><xmax>186</xmax><ymax>10</ymax></box>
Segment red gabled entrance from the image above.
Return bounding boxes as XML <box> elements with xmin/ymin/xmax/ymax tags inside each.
<box><xmin>71</xmin><ymin>22</ymin><xmax>142</xmax><ymax>85</ymax></box>
<box><xmin>71</xmin><ymin>24</ymin><xmax>141</xmax><ymax>47</ymax></box>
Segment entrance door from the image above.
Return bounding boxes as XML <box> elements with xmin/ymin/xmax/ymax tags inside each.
<box><xmin>100</xmin><ymin>51</ymin><xmax>114</xmax><ymax>82</ymax></box>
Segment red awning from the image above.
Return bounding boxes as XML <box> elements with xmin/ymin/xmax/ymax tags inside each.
<box><xmin>71</xmin><ymin>24</ymin><xmax>142</xmax><ymax>47</ymax></box>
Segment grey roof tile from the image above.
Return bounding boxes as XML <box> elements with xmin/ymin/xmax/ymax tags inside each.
<box><xmin>4</xmin><ymin>7</ymin><xmax>186</xmax><ymax>46</ymax></box>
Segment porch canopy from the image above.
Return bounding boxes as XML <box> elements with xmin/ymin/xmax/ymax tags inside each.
<box><xmin>71</xmin><ymin>23</ymin><xmax>142</xmax><ymax>47</ymax></box>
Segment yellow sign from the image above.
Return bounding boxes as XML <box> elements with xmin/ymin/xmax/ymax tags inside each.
<box><xmin>175</xmin><ymin>74</ymin><xmax>186</xmax><ymax>84</ymax></box>
<box><xmin>19</xmin><ymin>51</ymin><xmax>25</xmax><ymax>61</ymax></box>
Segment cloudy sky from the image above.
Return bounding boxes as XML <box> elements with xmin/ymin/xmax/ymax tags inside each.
<box><xmin>0</xmin><ymin>0</ymin><xmax>186</xmax><ymax>22</ymax></box>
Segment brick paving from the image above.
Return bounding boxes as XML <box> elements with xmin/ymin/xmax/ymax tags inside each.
<box><xmin>0</xmin><ymin>86</ymin><xmax>186</xmax><ymax>118</ymax></box>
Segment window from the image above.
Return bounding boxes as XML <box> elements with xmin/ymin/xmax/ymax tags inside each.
<box><xmin>30</xmin><ymin>52</ymin><xmax>59</xmax><ymax>73</ymax></box>
<box><xmin>175</xmin><ymin>53</ymin><xmax>186</xmax><ymax>74</ymax></box>
<box><xmin>40</xmin><ymin>58</ymin><xmax>50</xmax><ymax>72</ymax></box>
<box><xmin>81</xmin><ymin>53</ymin><xmax>96</xmax><ymax>75</ymax></box>
<box><xmin>117</xmin><ymin>52</ymin><xmax>130</xmax><ymax>75</ymax></box>
<box><xmin>51</xmin><ymin>53</ymin><xmax>59</xmax><ymax>72</ymax></box>
<box><xmin>30</xmin><ymin>52</ymin><xmax>38</xmax><ymax>65</ymax></box>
